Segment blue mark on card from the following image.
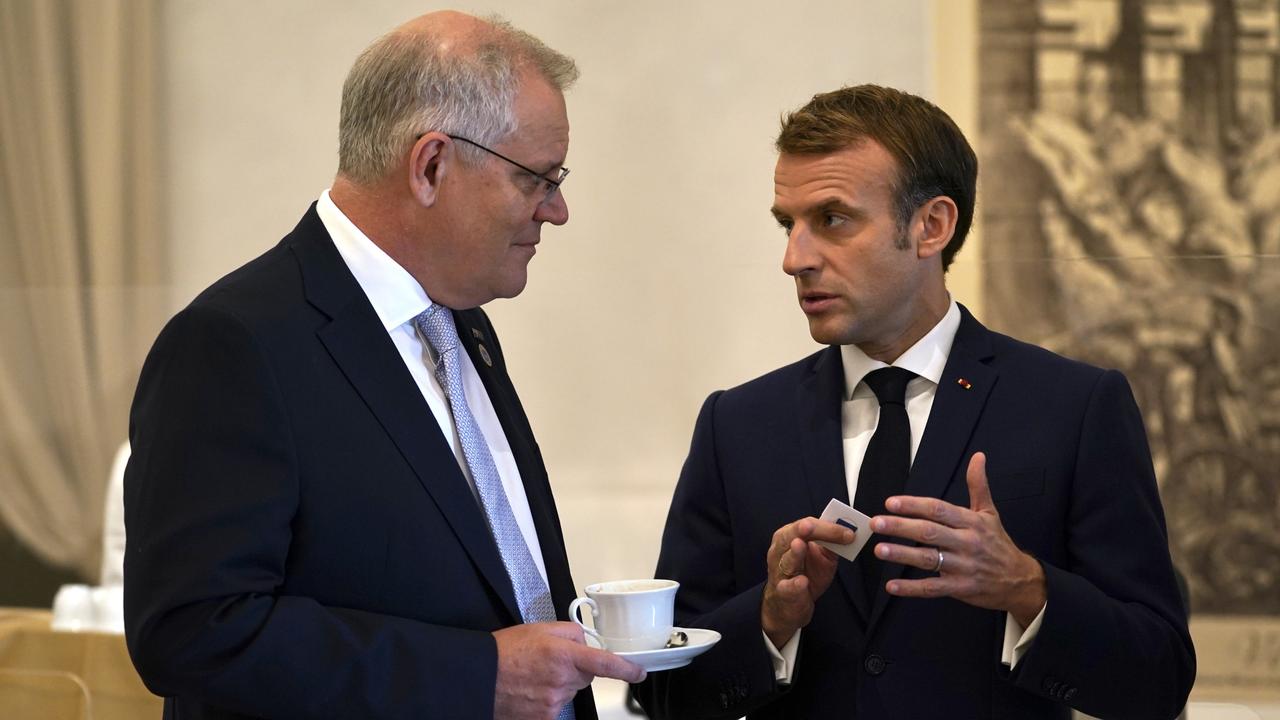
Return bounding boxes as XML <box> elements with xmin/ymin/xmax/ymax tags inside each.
<box><xmin>835</xmin><ymin>518</ymin><xmax>857</xmax><ymax>533</ymax></box>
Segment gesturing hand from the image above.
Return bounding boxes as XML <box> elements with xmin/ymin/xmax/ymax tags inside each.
<box><xmin>870</xmin><ymin>452</ymin><xmax>1047</xmax><ymax>627</ymax></box>
<box><xmin>493</xmin><ymin>621</ymin><xmax>646</xmax><ymax>720</ymax></box>
<box><xmin>761</xmin><ymin>517</ymin><xmax>854</xmax><ymax>649</ymax></box>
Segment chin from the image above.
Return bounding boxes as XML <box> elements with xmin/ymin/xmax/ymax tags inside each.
<box><xmin>494</xmin><ymin>273</ymin><xmax>530</xmax><ymax>300</ymax></box>
<box><xmin>805</xmin><ymin>316</ymin><xmax>856</xmax><ymax>347</ymax></box>
<box><xmin>805</xmin><ymin>324</ymin><xmax>838</xmax><ymax>346</ymax></box>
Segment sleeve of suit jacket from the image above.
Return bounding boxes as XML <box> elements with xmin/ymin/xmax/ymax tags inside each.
<box><xmin>1005</xmin><ymin>369</ymin><xmax>1195</xmax><ymax>719</ymax></box>
<box><xmin>124</xmin><ymin>301</ymin><xmax>499</xmax><ymax>718</ymax></box>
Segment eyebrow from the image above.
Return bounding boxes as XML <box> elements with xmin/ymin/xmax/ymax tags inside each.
<box><xmin>532</xmin><ymin>151</ymin><xmax>568</xmax><ymax>174</ymax></box>
<box><xmin>772</xmin><ymin>197</ymin><xmax>865</xmax><ymax>221</ymax></box>
<box><xmin>814</xmin><ymin>197</ymin><xmax>862</xmax><ymax>216</ymax></box>
<box><xmin>530</xmin><ymin>156</ymin><xmax>565</xmax><ymax>173</ymax></box>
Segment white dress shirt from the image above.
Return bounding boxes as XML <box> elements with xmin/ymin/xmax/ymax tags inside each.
<box><xmin>316</xmin><ymin>190</ymin><xmax>549</xmax><ymax>586</ymax></box>
<box><xmin>768</xmin><ymin>299</ymin><xmax>1044</xmax><ymax>682</ymax></box>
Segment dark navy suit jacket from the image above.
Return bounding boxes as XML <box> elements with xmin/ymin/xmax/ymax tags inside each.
<box><xmin>124</xmin><ymin>205</ymin><xmax>594</xmax><ymax>719</ymax></box>
<box><xmin>636</xmin><ymin>306</ymin><xmax>1193</xmax><ymax>719</ymax></box>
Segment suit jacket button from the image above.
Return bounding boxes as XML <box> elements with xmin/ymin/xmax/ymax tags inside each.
<box><xmin>864</xmin><ymin>654</ymin><xmax>887</xmax><ymax>676</ymax></box>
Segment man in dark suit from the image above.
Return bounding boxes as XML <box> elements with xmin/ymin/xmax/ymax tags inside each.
<box><xmin>635</xmin><ymin>85</ymin><xmax>1194</xmax><ymax>719</ymax></box>
<box><xmin>124</xmin><ymin>11</ymin><xmax>643</xmax><ymax>719</ymax></box>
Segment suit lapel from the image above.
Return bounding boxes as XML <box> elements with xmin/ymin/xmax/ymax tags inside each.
<box><xmin>288</xmin><ymin>207</ymin><xmax>522</xmax><ymax>623</ymax></box>
<box><xmin>866</xmin><ymin>305</ymin><xmax>997</xmax><ymax>630</ymax></box>
<box><xmin>453</xmin><ymin>309</ymin><xmax>579</xmax><ymax>620</ymax></box>
<box><xmin>797</xmin><ymin>347</ymin><xmax>872</xmax><ymax>623</ymax></box>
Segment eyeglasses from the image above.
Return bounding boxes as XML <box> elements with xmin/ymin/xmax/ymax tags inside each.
<box><xmin>447</xmin><ymin>134</ymin><xmax>569</xmax><ymax>203</ymax></box>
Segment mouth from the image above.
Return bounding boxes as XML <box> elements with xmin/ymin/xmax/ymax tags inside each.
<box><xmin>799</xmin><ymin>291</ymin><xmax>838</xmax><ymax>314</ymax></box>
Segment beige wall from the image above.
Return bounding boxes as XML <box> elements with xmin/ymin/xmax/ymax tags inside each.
<box><xmin>162</xmin><ymin>0</ymin><xmax>949</xmax><ymax>588</ymax></box>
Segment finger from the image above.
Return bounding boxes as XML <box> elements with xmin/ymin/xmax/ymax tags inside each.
<box><xmin>807</xmin><ymin>540</ymin><xmax>839</xmax><ymax>567</ymax></box>
<box><xmin>803</xmin><ymin>544</ymin><xmax>840</xmax><ymax>587</ymax></box>
<box><xmin>885</xmin><ymin>576</ymin><xmax>952</xmax><ymax>599</ymax></box>
<box><xmin>966</xmin><ymin>452</ymin><xmax>996</xmax><ymax>514</ymax></box>
<box><xmin>776</xmin><ymin>537</ymin><xmax>808</xmax><ymax>579</ymax></box>
<box><xmin>768</xmin><ymin>520</ymin><xmax>808</xmax><ymax>561</ymax></box>
<box><xmin>573</xmin><ymin>645</ymin><xmax>648</xmax><ymax>683</ymax></box>
<box><xmin>883</xmin><ymin>495</ymin><xmax>968</xmax><ymax>528</ymax></box>
<box><xmin>875</xmin><ymin>542</ymin><xmax>946</xmax><ymax>572</ymax></box>
<box><xmin>794</xmin><ymin>518</ymin><xmax>856</xmax><ymax>545</ymax></box>
<box><xmin>806</xmin><ymin>541</ymin><xmax>842</xmax><ymax>575</ymax></box>
<box><xmin>792</xmin><ymin>517</ymin><xmax>815</xmax><ymax>538</ymax></box>
<box><xmin>775</xmin><ymin>573</ymin><xmax>811</xmax><ymax>598</ymax></box>
<box><xmin>870</xmin><ymin>514</ymin><xmax>960</xmax><ymax>546</ymax></box>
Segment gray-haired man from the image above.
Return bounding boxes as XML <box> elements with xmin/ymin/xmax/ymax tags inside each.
<box><xmin>124</xmin><ymin>12</ymin><xmax>643</xmax><ymax>720</ymax></box>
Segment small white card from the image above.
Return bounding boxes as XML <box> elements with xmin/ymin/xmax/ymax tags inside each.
<box><xmin>815</xmin><ymin>498</ymin><xmax>873</xmax><ymax>562</ymax></box>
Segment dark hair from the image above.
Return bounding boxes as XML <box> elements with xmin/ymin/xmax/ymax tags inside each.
<box><xmin>776</xmin><ymin>84</ymin><xmax>977</xmax><ymax>270</ymax></box>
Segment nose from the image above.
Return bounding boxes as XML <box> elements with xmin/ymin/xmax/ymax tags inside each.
<box><xmin>782</xmin><ymin>224</ymin><xmax>816</xmax><ymax>277</ymax></box>
<box><xmin>534</xmin><ymin>189</ymin><xmax>569</xmax><ymax>225</ymax></box>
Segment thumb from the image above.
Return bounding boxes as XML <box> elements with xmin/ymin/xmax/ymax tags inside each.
<box><xmin>574</xmin><ymin>645</ymin><xmax>648</xmax><ymax>684</ymax></box>
<box><xmin>966</xmin><ymin>451</ymin><xmax>996</xmax><ymax>513</ymax></box>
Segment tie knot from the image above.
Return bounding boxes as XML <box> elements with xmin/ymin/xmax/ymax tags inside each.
<box><xmin>413</xmin><ymin>305</ymin><xmax>458</xmax><ymax>356</ymax></box>
<box><xmin>862</xmin><ymin>367</ymin><xmax>916</xmax><ymax>406</ymax></box>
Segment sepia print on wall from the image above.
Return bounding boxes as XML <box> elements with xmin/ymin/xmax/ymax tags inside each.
<box><xmin>979</xmin><ymin>0</ymin><xmax>1280</xmax><ymax>697</ymax></box>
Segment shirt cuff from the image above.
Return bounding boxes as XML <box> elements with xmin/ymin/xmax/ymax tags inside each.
<box><xmin>764</xmin><ymin>629</ymin><xmax>801</xmax><ymax>683</ymax></box>
<box><xmin>1001</xmin><ymin>604</ymin><xmax>1046</xmax><ymax>669</ymax></box>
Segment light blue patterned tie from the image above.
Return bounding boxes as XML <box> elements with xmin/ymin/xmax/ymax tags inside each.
<box><xmin>415</xmin><ymin>306</ymin><xmax>574</xmax><ymax>720</ymax></box>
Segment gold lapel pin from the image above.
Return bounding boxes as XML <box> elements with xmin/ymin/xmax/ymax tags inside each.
<box><xmin>956</xmin><ymin>378</ymin><xmax>972</xmax><ymax>390</ymax></box>
<box><xmin>471</xmin><ymin>328</ymin><xmax>484</xmax><ymax>340</ymax></box>
<box><xmin>478</xmin><ymin>344</ymin><xmax>493</xmax><ymax>367</ymax></box>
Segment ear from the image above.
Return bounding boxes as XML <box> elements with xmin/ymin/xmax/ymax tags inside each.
<box><xmin>914</xmin><ymin>195</ymin><xmax>958</xmax><ymax>261</ymax></box>
<box><xmin>408</xmin><ymin>132</ymin><xmax>451</xmax><ymax>207</ymax></box>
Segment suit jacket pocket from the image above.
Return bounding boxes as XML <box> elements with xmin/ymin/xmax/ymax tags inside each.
<box><xmin>988</xmin><ymin>468</ymin><xmax>1045</xmax><ymax>502</ymax></box>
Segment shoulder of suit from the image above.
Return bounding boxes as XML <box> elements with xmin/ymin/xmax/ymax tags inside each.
<box><xmin>184</xmin><ymin>241</ymin><xmax>291</xmax><ymax>308</ymax></box>
<box><xmin>984</xmin><ymin>326</ymin><xmax>1118</xmax><ymax>385</ymax></box>
<box><xmin>189</xmin><ymin>204</ymin><xmax>329</xmax><ymax>315</ymax></box>
<box><xmin>716</xmin><ymin>346</ymin><xmax>832</xmax><ymax>399</ymax></box>
<box><xmin>174</xmin><ymin>235</ymin><xmax>317</xmax><ymax>344</ymax></box>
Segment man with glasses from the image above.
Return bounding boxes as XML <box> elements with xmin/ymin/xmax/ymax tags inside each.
<box><xmin>124</xmin><ymin>11</ymin><xmax>643</xmax><ymax>720</ymax></box>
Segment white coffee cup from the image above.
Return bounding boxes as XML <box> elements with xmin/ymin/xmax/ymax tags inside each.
<box><xmin>568</xmin><ymin>579</ymin><xmax>679</xmax><ymax>652</ymax></box>
<box><xmin>50</xmin><ymin>584</ymin><xmax>94</xmax><ymax>632</ymax></box>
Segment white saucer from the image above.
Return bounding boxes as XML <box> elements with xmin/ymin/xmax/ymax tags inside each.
<box><xmin>589</xmin><ymin>628</ymin><xmax>721</xmax><ymax>672</ymax></box>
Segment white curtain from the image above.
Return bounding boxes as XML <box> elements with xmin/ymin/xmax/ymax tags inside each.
<box><xmin>0</xmin><ymin>0</ymin><xmax>165</xmax><ymax>579</ymax></box>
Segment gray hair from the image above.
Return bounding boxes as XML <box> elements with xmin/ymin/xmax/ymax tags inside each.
<box><xmin>337</xmin><ymin>16</ymin><xmax>578</xmax><ymax>184</ymax></box>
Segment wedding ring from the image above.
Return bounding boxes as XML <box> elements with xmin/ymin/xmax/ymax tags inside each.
<box><xmin>934</xmin><ymin>550</ymin><xmax>945</xmax><ymax>573</ymax></box>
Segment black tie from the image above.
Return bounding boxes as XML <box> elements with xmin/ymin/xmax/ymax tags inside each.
<box><xmin>853</xmin><ymin>366</ymin><xmax>916</xmax><ymax>603</ymax></box>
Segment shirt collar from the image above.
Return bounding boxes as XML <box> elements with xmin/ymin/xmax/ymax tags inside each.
<box><xmin>316</xmin><ymin>189</ymin><xmax>435</xmax><ymax>331</ymax></box>
<box><xmin>839</xmin><ymin>298</ymin><xmax>961</xmax><ymax>400</ymax></box>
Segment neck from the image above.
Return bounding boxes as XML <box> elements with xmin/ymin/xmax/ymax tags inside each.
<box><xmin>858</xmin><ymin>286</ymin><xmax>950</xmax><ymax>364</ymax></box>
<box><xmin>331</xmin><ymin>175</ymin><xmax>399</xmax><ymax>244</ymax></box>
<box><xmin>330</xmin><ymin>174</ymin><xmax>430</xmax><ymax>284</ymax></box>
